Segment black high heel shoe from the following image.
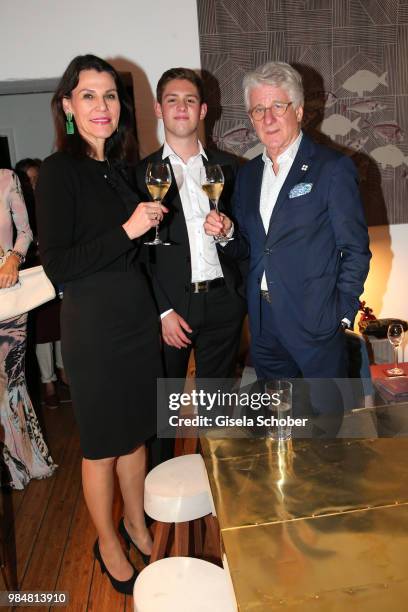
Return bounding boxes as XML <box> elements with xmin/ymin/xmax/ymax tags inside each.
<box><xmin>93</xmin><ymin>539</ymin><xmax>137</xmax><ymax>595</ymax></box>
<box><xmin>118</xmin><ymin>517</ymin><xmax>151</xmax><ymax>565</ymax></box>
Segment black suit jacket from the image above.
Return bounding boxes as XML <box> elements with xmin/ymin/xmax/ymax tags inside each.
<box><xmin>134</xmin><ymin>147</ymin><xmax>246</xmax><ymax>320</ymax></box>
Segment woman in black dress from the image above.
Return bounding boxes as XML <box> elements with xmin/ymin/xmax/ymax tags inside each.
<box><xmin>36</xmin><ymin>55</ymin><xmax>165</xmax><ymax>594</ymax></box>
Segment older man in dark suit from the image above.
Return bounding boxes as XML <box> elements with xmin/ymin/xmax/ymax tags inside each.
<box><xmin>205</xmin><ymin>61</ymin><xmax>371</xmax><ymax>388</ymax></box>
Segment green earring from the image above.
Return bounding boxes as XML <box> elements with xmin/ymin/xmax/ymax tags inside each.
<box><xmin>66</xmin><ymin>112</ymin><xmax>75</xmax><ymax>135</ymax></box>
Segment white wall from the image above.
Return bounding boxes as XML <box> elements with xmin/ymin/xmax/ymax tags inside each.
<box><xmin>362</xmin><ymin>224</ymin><xmax>408</xmax><ymax>321</ymax></box>
<box><xmin>0</xmin><ymin>0</ymin><xmax>201</xmax><ymax>156</ymax></box>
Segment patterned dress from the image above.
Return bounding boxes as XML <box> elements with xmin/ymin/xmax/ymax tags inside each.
<box><xmin>0</xmin><ymin>169</ymin><xmax>56</xmax><ymax>489</ymax></box>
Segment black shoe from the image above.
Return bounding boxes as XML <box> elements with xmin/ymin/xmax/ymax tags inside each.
<box><xmin>118</xmin><ymin>517</ymin><xmax>150</xmax><ymax>565</ymax></box>
<box><xmin>93</xmin><ymin>539</ymin><xmax>137</xmax><ymax>595</ymax></box>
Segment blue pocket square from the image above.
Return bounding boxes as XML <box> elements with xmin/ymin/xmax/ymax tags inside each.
<box><xmin>289</xmin><ymin>183</ymin><xmax>313</xmax><ymax>198</ymax></box>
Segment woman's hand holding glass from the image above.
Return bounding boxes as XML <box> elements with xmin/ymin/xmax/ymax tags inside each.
<box><xmin>122</xmin><ymin>201</ymin><xmax>167</xmax><ymax>241</ymax></box>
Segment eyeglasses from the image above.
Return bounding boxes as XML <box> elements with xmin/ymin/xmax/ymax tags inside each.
<box><xmin>249</xmin><ymin>101</ymin><xmax>293</xmax><ymax>121</ymax></box>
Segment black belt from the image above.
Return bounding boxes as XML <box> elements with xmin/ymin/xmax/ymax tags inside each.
<box><xmin>191</xmin><ymin>278</ymin><xmax>225</xmax><ymax>293</ymax></box>
<box><xmin>260</xmin><ymin>289</ymin><xmax>271</xmax><ymax>303</ymax></box>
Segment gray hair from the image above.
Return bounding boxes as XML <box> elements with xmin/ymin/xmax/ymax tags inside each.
<box><xmin>243</xmin><ymin>61</ymin><xmax>304</xmax><ymax>110</ymax></box>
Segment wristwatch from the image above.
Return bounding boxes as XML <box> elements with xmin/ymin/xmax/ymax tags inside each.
<box><xmin>340</xmin><ymin>320</ymin><xmax>349</xmax><ymax>330</ymax></box>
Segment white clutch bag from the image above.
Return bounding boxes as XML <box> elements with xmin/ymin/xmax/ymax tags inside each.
<box><xmin>0</xmin><ymin>265</ymin><xmax>56</xmax><ymax>322</ymax></box>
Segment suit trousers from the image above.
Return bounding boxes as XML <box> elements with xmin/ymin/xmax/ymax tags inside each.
<box><xmin>252</xmin><ymin>296</ymin><xmax>347</xmax><ymax>379</ymax></box>
<box><xmin>251</xmin><ymin>296</ymin><xmax>348</xmax><ymax>434</ymax></box>
<box><xmin>148</xmin><ymin>285</ymin><xmax>246</xmax><ymax>468</ymax></box>
<box><xmin>162</xmin><ymin>284</ymin><xmax>246</xmax><ymax>379</ymax></box>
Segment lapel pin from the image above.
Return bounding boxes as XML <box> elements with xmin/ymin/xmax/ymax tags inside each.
<box><xmin>301</xmin><ymin>164</ymin><xmax>308</xmax><ymax>171</ymax></box>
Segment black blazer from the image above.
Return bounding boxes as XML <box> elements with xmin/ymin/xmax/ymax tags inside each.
<box><xmin>133</xmin><ymin>147</ymin><xmax>246</xmax><ymax>319</ymax></box>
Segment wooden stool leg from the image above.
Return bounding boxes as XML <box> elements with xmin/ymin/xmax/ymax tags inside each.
<box><xmin>174</xmin><ymin>436</ymin><xmax>185</xmax><ymax>457</ymax></box>
<box><xmin>193</xmin><ymin>519</ymin><xmax>203</xmax><ymax>557</ymax></box>
<box><xmin>150</xmin><ymin>521</ymin><xmax>171</xmax><ymax>563</ymax></box>
<box><xmin>173</xmin><ymin>522</ymin><xmax>189</xmax><ymax>557</ymax></box>
<box><xmin>203</xmin><ymin>514</ymin><xmax>221</xmax><ymax>560</ymax></box>
<box><xmin>183</xmin><ymin>438</ymin><xmax>198</xmax><ymax>454</ymax></box>
<box><xmin>174</xmin><ymin>436</ymin><xmax>199</xmax><ymax>457</ymax></box>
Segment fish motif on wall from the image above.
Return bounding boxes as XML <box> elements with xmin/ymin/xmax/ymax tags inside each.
<box><xmin>342</xmin><ymin>70</ymin><xmax>388</xmax><ymax>97</ymax></box>
<box><xmin>214</xmin><ymin>125</ymin><xmax>258</xmax><ymax>148</ymax></box>
<box><xmin>343</xmin><ymin>99</ymin><xmax>386</xmax><ymax>114</ymax></box>
<box><xmin>372</xmin><ymin>121</ymin><xmax>404</xmax><ymax>143</ymax></box>
<box><xmin>320</xmin><ymin>114</ymin><xmax>361</xmax><ymax>138</ymax></box>
<box><xmin>346</xmin><ymin>135</ymin><xmax>369</xmax><ymax>152</ymax></box>
<box><xmin>370</xmin><ymin>144</ymin><xmax>408</xmax><ymax>169</ymax></box>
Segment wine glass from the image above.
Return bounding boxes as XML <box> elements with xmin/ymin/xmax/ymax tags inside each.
<box><xmin>386</xmin><ymin>322</ymin><xmax>405</xmax><ymax>376</ymax></box>
<box><xmin>200</xmin><ymin>165</ymin><xmax>233</xmax><ymax>243</ymax></box>
<box><xmin>144</xmin><ymin>162</ymin><xmax>172</xmax><ymax>246</ymax></box>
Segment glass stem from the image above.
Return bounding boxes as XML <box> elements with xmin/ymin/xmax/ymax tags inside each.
<box><xmin>395</xmin><ymin>346</ymin><xmax>399</xmax><ymax>370</ymax></box>
<box><xmin>213</xmin><ymin>200</ymin><xmax>222</xmax><ymax>237</ymax></box>
<box><xmin>154</xmin><ymin>198</ymin><xmax>161</xmax><ymax>241</ymax></box>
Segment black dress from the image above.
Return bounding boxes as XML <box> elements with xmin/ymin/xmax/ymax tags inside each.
<box><xmin>36</xmin><ymin>152</ymin><xmax>162</xmax><ymax>459</ymax></box>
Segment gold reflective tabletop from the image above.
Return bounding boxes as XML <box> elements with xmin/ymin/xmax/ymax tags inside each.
<box><xmin>201</xmin><ymin>438</ymin><xmax>408</xmax><ymax>529</ymax></box>
<box><xmin>221</xmin><ymin>504</ymin><xmax>408</xmax><ymax>611</ymax></box>
<box><xmin>201</xmin><ymin>436</ymin><xmax>408</xmax><ymax>611</ymax></box>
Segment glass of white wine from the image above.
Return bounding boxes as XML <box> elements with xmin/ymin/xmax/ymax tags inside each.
<box><xmin>386</xmin><ymin>322</ymin><xmax>405</xmax><ymax>376</ymax></box>
<box><xmin>144</xmin><ymin>162</ymin><xmax>172</xmax><ymax>246</ymax></box>
<box><xmin>200</xmin><ymin>164</ymin><xmax>233</xmax><ymax>243</ymax></box>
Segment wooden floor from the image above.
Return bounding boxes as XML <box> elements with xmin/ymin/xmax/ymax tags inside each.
<box><xmin>1</xmin><ymin>376</ymin><xmax>220</xmax><ymax>612</ymax></box>
<box><xmin>1</xmin><ymin>394</ymin><xmax>155</xmax><ymax>611</ymax></box>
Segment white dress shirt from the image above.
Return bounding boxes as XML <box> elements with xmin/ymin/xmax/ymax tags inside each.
<box><xmin>260</xmin><ymin>132</ymin><xmax>302</xmax><ymax>290</ymax></box>
<box><xmin>258</xmin><ymin>133</ymin><xmax>351</xmax><ymax>328</ymax></box>
<box><xmin>160</xmin><ymin>141</ymin><xmax>224</xmax><ymax>318</ymax></box>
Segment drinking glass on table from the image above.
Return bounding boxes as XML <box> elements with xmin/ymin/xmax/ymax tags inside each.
<box><xmin>200</xmin><ymin>165</ymin><xmax>233</xmax><ymax>243</ymax></box>
<box><xmin>144</xmin><ymin>162</ymin><xmax>172</xmax><ymax>246</ymax></box>
<box><xmin>386</xmin><ymin>323</ymin><xmax>405</xmax><ymax>376</ymax></box>
<box><xmin>264</xmin><ymin>380</ymin><xmax>293</xmax><ymax>441</ymax></box>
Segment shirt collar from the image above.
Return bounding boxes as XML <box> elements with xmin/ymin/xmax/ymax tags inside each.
<box><xmin>162</xmin><ymin>140</ymin><xmax>208</xmax><ymax>163</ymax></box>
<box><xmin>262</xmin><ymin>131</ymin><xmax>303</xmax><ymax>166</ymax></box>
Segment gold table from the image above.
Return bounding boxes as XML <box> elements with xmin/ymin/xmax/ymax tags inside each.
<box><xmin>201</xmin><ymin>432</ymin><xmax>408</xmax><ymax>611</ymax></box>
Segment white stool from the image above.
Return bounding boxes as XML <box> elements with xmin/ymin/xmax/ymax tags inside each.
<box><xmin>144</xmin><ymin>454</ymin><xmax>219</xmax><ymax>562</ymax></box>
<box><xmin>133</xmin><ymin>557</ymin><xmax>237</xmax><ymax>612</ymax></box>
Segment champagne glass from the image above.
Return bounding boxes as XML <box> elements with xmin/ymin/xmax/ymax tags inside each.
<box><xmin>200</xmin><ymin>165</ymin><xmax>233</xmax><ymax>243</ymax></box>
<box><xmin>144</xmin><ymin>162</ymin><xmax>172</xmax><ymax>246</ymax></box>
<box><xmin>386</xmin><ymin>322</ymin><xmax>405</xmax><ymax>376</ymax></box>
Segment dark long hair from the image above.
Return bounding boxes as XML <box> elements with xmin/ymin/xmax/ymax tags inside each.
<box><xmin>51</xmin><ymin>54</ymin><xmax>137</xmax><ymax>162</ymax></box>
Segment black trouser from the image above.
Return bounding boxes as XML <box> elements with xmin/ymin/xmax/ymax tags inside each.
<box><xmin>149</xmin><ymin>284</ymin><xmax>246</xmax><ymax>467</ymax></box>
<box><xmin>163</xmin><ymin>284</ymin><xmax>246</xmax><ymax>379</ymax></box>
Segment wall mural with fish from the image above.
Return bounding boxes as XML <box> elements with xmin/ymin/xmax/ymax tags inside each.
<box><xmin>197</xmin><ymin>0</ymin><xmax>408</xmax><ymax>225</ymax></box>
